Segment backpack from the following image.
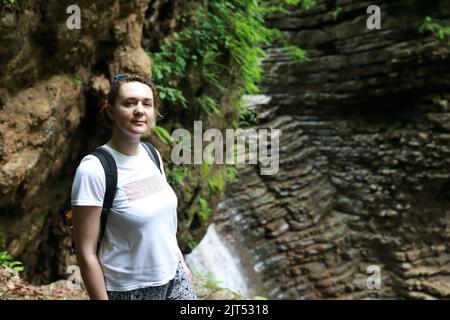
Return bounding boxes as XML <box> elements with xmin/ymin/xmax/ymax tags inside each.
<box><xmin>65</xmin><ymin>141</ymin><xmax>162</xmax><ymax>254</ymax></box>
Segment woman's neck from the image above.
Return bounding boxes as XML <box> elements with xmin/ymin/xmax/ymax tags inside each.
<box><xmin>107</xmin><ymin>134</ymin><xmax>140</xmax><ymax>156</ymax></box>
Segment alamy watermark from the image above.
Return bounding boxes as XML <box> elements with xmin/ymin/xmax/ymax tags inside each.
<box><xmin>66</xmin><ymin>4</ymin><xmax>381</xmax><ymax>31</ymax></box>
<box><xmin>170</xmin><ymin>121</ymin><xmax>280</xmax><ymax>175</ymax></box>
<box><xmin>66</xmin><ymin>264</ymin><xmax>82</xmax><ymax>290</ymax></box>
<box><xmin>367</xmin><ymin>5</ymin><xmax>381</xmax><ymax>30</ymax></box>
<box><xmin>366</xmin><ymin>265</ymin><xmax>381</xmax><ymax>290</ymax></box>
<box><xmin>66</xmin><ymin>5</ymin><xmax>81</xmax><ymax>30</ymax></box>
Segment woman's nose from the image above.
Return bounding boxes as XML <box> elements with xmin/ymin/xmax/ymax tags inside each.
<box><xmin>134</xmin><ymin>102</ymin><xmax>144</xmax><ymax>113</ymax></box>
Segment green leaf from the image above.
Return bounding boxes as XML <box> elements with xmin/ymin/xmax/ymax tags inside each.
<box><xmin>168</xmin><ymin>166</ymin><xmax>192</xmax><ymax>186</ymax></box>
<box><xmin>197</xmin><ymin>95</ymin><xmax>221</xmax><ymax>116</ymax></box>
<box><xmin>196</xmin><ymin>197</ymin><xmax>212</xmax><ymax>222</ymax></box>
<box><xmin>0</xmin><ymin>251</ymin><xmax>24</xmax><ymax>272</ymax></box>
<box><xmin>419</xmin><ymin>16</ymin><xmax>450</xmax><ymax>41</ymax></box>
<box><xmin>154</xmin><ymin>125</ymin><xmax>175</xmax><ymax>145</ymax></box>
<box><xmin>285</xmin><ymin>45</ymin><xmax>309</xmax><ymax>61</ymax></box>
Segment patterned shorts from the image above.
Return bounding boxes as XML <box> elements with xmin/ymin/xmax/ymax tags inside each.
<box><xmin>107</xmin><ymin>262</ymin><xmax>198</xmax><ymax>300</ymax></box>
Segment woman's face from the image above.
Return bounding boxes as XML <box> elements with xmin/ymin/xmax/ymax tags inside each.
<box><xmin>107</xmin><ymin>81</ymin><xmax>155</xmax><ymax>138</ymax></box>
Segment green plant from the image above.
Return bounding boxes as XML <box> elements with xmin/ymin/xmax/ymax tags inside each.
<box><xmin>205</xmin><ymin>278</ymin><xmax>223</xmax><ymax>289</ymax></box>
<box><xmin>196</xmin><ymin>197</ymin><xmax>212</xmax><ymax>222</ymax></box>
<box><xmin>419</xmin><ymin>16</ymin><xmax>450</xmax><ymax>41</ymax></box>
<box><xmin>146</xmin><ymin>39</ymin><xmax>190</xmax><ymax>109</ymax></box>
<box><xmin>155</xmin><ymin>85</ymin><xmax>188</xmax><ymax>108</ymax></box>
<box><xmin>200</xmin><ymin>162</ymin><xmax>212</xmax><ymax>178</ymax></box>
<box><xmin>238</xmin><ymin>104</ymin><xmax>260</xmax><ymax>127</ymax></box>
<box><xmin>168</xmin><ymin>166</ymin><xmax>192</xmax><ymax>186</ymax></box>
<box><xmin>202</xmin><ymin>50</ymin><xmax>228</xmax><ymax>93</ymax></box>
<box><xmin>263</xmin><ymin>0</ymin><xmax>316</xmax><ymax>13</ymax></box>
<box><xmin>224</xmin><ymin>164</ymin><xmax>238</xmax><ymax>183</ymax></box>
<box><xmin>0</xmin><ymin>0</ymin><xmax>26</xmax><ymax>6</ymax></box>
<box><xmin>332</xmin><ymin>6</ymin><xmax>342</xmax><ymax>21</ymax></box>
<box><xmin>154</xmin><ymin>125</ymin><xmax>175</xmax><ymax>145</ymax></box>
<box><xmin>187</xmin><ymin>238</ymin><xmax>198</xmax><ymax>251</ymax></box>
<box><xmin>285</xmin><ymin>45</ymin><xmax>309</xmax><ymax>61</ymax></box>
<box><xmin>196</xmin><ymin>94</ymin><xmax>221</xmax><ymax>116</ymax></box>
<box><xmin>72</xmin><ymin>74</ymin><xmax>82</xmax><ymax>87</ymax></box>
<box><xmin>193</xmin><ymin>270</ymin><xmax>224</xmax><ymax>289</ymax></box>
<box><xmin>148</xmin><ymin>0</ymin><xmax>313</xmax><ymax>131</ymax></box>
<box><xmin>207</xmin><ymin>171</ymin><xmax>225</xmax><ymax>193</ymax></box>
<box><xmin>0</xmin><ymin>251</ymin><xmax>24</xmax><ymax>272</ymax></box>
<box><xmin>283</xmin><ymin>0</ymin><xmax>315</xmax><ymax>9</ymax></box>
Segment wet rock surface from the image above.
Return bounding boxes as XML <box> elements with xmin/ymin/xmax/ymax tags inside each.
<box><xmin>218</xmin><ymin>0</ymin><xmax>450</xmax><ymax>299</ymax></box>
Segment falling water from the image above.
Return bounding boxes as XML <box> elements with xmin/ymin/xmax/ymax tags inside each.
<box><xmin>184</xmin><ymin>223</ymin><xmax>254</xmax><ymax>297</ymax></box>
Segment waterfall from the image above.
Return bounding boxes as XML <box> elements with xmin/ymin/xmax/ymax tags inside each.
<box><xmin>184</xmin><ymin>95</ymin><xmax>273</xmax><ymax>298</ymax></box>
<box><xmin>184</xmin><ymin>223</ymin><xmax>253</xmax><ymax>297</ymax></box>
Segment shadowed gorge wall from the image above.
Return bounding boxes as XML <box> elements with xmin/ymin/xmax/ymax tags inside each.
<box><xmin>0</xmin><ymin>0</ymin><xmax>196</xmax><ymax>283</ymax></box>
<box><xmin>216</xmin><ymin>0</ymin><xmax>450</xmax><ymax>299</ymax></box>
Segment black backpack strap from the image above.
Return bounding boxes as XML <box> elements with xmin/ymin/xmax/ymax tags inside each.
<box><xmin>90</xmin><ymin>147</ymin><xmax>117</xmax><ymax>254</ymax></box>
<box><xmin>141</xmin><ymin>141</ymin><xmax>162</xmax><ymax>175</ymax></box>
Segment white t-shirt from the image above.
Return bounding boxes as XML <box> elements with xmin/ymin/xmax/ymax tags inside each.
<box><xmin>71</xmin><ymin>143</ymin><xmax>180</xmax><ymax>291</ymax></box>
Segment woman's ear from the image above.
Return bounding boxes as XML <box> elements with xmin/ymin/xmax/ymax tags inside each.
<box><xmin>105</xmin><ymin>103</ymin><xmax>114</xmax><ymax>121</ymax></box>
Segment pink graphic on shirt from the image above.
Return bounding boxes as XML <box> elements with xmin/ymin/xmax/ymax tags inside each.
<box><xmin>123</xmin><ymin>174</ymin><xmax>166</xmax><ymax>202</ymax></box>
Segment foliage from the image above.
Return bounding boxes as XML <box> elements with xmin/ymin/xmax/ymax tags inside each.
<box><xmin>204</xmin><ymin>278</ymin><xmax>223</xmax><ymax>289</ymax></box>
<box><xmin>263</xmin><ymin>0</ymin><xmax>315</xmax><ymax>14</ymax></box>
<box><xmin>0</xmin><ymin>251</ymin><xmax>24</xmax><ymax>272</ymax></box>
<box><xmin>332</xmin><ymin>6</ymin><xmax>342</xmax><ymax>21</ymax></box>
<box><xmin>419</xmin><ymin>16</ymin><xmax>450</xmax><ymax>41</ymax></box>
<box><xmin>198</xmin><ymin>163</ymin><xmax>226</xmax><ymax>193</ymax></box>
<box><xmin>201</xmin><ymin>50</ymin><xmax>228</xmax><ymax>93</ymax></box>
<box><xmin>191</xmin><ymin>270</ymin><xmax>224</xmax><ymax>289</ymax></box>
<box><xmin>196</xmin><ymin>196</ymin><xmax>212</xmax><ymax>222</ymax></box>
<box><xmin>196</xmin><ymin>94</ymin><xmax>221</xmax><ymax>116</ymax></box>
<box><xmin>72</xmin><ymin>74</ymin><xmax>82</xmax><ymax>87</ymax></box>
<box><xmin>238</xmin><ymin>102</ymin><xmax>260</xmax><ymax>128</ymax></box>
<box><xmin>0</xmin><ymin>0</ymin><xmax>28</xmax><ymax>9</ymax></box>
<box><xmin>167</xmin><ymin>166</ymin><xmax>192</xmax><ymax>186</ymax></box>
<box><xmin>207</xmin><ymin>171</ymin><xmax>224</xmax><ymax>193</ymax></box>
<box><xmin>148</xmin><ymin>0</ymin><xmax>313</xmax><ymax>133</ymax></box>
<box><xmin>187</xmin><ymin>238</ymin><xmax>198</xmax><ymax>251</ymax></box>
<box><xmin>156</xmin><ymin>85</ymin><xmax>188</xmax><ymax>108</ymax></box>
<box><xmin>154</xmin><ymin>125</ymin><xmax>175</xmax><ymax>145</ymax></box>
<box><xmin>200</xmin><ymin>162</ymin><xmax>212</xmax><ymax>178</ymax></box>
<box><xmin>224</xmin><ymin>164</ymin><xmax>238</xmax><ymax>183</ymax></box>
<box><xmin>283</xmin><ymin>0</ymin><xmax>315</xmax><ymax>9</ymax></box>
<box><xmin>285</xmin><ymin>45</ymin><xmax>309</xmax><ymax>62</ymax></box>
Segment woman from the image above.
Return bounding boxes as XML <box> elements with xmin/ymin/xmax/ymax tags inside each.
<box><xmin>71</xmin><ymin>73</ymin><xmax>197</xmax><ymax>300</ymax></box>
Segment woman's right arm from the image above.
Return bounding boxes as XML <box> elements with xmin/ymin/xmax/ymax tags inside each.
<box><xmin>72</xmin><ymin>205</ymin><xmax>109</xmax><ymax>300</ymax></box>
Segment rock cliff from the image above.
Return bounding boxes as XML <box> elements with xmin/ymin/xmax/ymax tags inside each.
<box><xmin>217</xmin><ymin>0</ymin><xmax>450</xmax><ymax>299</ymax></box>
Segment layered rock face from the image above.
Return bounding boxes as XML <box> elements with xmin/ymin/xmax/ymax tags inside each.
<box><xmin>217</xmin><ymin>0</ymin><xmax>450</xmax><ymax>299</ymax></box>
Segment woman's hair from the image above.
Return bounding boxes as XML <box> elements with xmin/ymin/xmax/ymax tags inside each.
<box><xmin>101</xmin><ymin>73</ymin><xmax>161</xmax><ymax>128</ymax></box>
